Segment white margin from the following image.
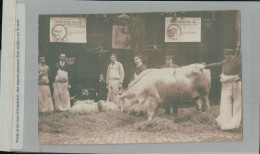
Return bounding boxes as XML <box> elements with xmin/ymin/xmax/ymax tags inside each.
<box><xmin>0</xmin><ymin>0</ymin><xmax>16</xmax><ymax>151</ymax></box>
<box><xmin>12</xmin><ymin>3</ymin><xmax>25</xmax><ymax>150</ymax></box>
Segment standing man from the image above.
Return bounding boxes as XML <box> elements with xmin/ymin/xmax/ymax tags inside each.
<box><xmin>106</xmin><ymin>53</ymin><xmax>125</xmax><ymax>102</ymax></box>
<box><xmin>160</xmin><ymin>55</ymin><xmax>179</xmax><ymax>115</ymax></box>
<box><xmin>51</xmin><ymin>52</ymin><xmax>71</xmax><ymax>111</ymax></box>
<box><xmin>160</xmin><ymin>55</ymin><xmax>179</xmax><ymax>69</ymax></box>
<box><xmin>38</xmin><ymin>55</ymin><xmax>54</xmax><ymax>112</ymax></box>
<box><xmin>200</xmin><ymin>48</ymin><xmax>242</xmax><ymax>131</ymax></box>
<box><xmin>131</xmin><ymin>55</ymin><xmax>148</xmax><ymax>81</ymax></box>
<box><xmin>161</xmin><ymin>56</ymin><xmax>179</xmax><ymax>115</ymax></box>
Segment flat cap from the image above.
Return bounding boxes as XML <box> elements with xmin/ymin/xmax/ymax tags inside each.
<box><xmin>110</xmin><ymin>53</ymin><xmax>117</xmax><ymax>57</ymax></box>
<box><xmin>165</xmin><ymin>55</ymin><xmax>173</xmax><ymax>59</ymax></box>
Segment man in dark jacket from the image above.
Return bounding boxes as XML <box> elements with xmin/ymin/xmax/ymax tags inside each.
<box><xmin>51</xmin><ymin>52</ymin><xmax>72</xmax><ymax>111</ymax></box>
<box><xmin>131</xmin><ymin>55</ymin><xmax>148</xmax><ymax>81</ymax></box>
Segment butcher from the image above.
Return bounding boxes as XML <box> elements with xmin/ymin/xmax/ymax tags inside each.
<box><xmin>106</xmin><ymin>53</ymin><xmax>125</xmax><ymax>102</ymax></box>
<box><xmin>38</xmin><ymin>55</ymin><xmax>54</xmax><ymax>112</ymax></box>
<box><xmin>51</xmin><ymin>52</ymin><xmax>72</xmax><ymax>111</ymax></box>
<box><xmin>200</xmin><ymin>48</ymin><xmax>242</xmax><ymax>131</ymax></box>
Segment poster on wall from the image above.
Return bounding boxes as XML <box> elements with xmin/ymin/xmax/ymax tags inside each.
<box><xmin>165</xmin><ymin>17</ymin><xmax>201</xmax><ymax>42</ymax></box>
<box><xmin>50</xmin><ymin>17</ymin><xmax>87</xmax><ymax>43</ymax></box>
<box><xmin>112</xmin><ymin>25</ymin><xmax>131</xmax><ymax>49</ymax></box>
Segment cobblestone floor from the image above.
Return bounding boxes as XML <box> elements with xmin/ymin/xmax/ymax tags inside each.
<box><xmin>39</xmin><ymin>130</ymin><xmax>242</xmax><ymax>144</ymax></box>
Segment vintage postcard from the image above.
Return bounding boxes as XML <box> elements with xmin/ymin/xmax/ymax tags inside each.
<box><xmin>38</xmin><ymin>10</ymin><xmax>242</xmax><ymax>145</ymax></box>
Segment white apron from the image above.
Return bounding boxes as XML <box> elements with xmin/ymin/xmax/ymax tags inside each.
<box><xmin>216</xmin><ymin>73</ymin><xmax>242</xmax><ymax>130</ymax></box>
<box><xmin>53</xmin><ymin>69</ymin><xmax>71</xmax><ymax>111</ymax></box>
<box><xmin>38</xmin><ymin>84</ymin><xmax>54</xmax><ymax>112</ymax></box>
<box><xmin>107</xmin><ymin>79</ymin><xmax>120</xmax><ymax>103</ymax></box>
<box><xmin>107</xmin><ymin>63</ymin><xmax>121</xmax><ymax>103</ymax></box>
<box><xmin>38</xmin><ymin>64</ymin><xmax>54</xmax><ymax>112</ymax></box>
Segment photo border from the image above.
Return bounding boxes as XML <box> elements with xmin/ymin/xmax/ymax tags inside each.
<box><xmin>15</xmin><ymin>0</ymin><xmax>260</xmax><ymax>153</ymax></box>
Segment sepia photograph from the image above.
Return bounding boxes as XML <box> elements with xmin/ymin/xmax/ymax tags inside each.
<box><xmin>38</xmin><ymin>10</ymin><xmax>242</xmax><ymax>144</ymax></box>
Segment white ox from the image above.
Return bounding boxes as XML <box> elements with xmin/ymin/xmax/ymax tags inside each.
<box><xmin>115</xmin><ymin>64</ymin><xmax>211</xmax><ymax>122</ymax></box>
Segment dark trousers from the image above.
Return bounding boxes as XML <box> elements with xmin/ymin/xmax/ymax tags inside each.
<box><xmin>165</xmin><ymin>103</ymin><xmax>179</xmax><ymax>114</ymax></box>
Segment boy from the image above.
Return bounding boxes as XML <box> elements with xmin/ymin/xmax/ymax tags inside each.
<box><xmin>96</xmin><ymin>74</ymin><xmax>108</xmax><ymax>101</ymax></box>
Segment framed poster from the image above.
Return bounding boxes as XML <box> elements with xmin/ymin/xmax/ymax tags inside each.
<box><xmin>112</xmin><ymin>25</ymin><xmax>130</xmax><ymax>49</ymax></box>
<box><xmin>165</xmin><ymin>17</ymin><xmax>201</xmax><ymax>42</ymax></box>
<box><xmin>50</xmin><ymin>17</ymin><xmax>87</xmax><ymax>43</ymax></box>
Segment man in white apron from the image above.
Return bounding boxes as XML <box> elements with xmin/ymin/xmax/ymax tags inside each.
<box><xmin>106</xmin><ymin>53</ymin><xmax>125</xmax><ymax>103</ymax></box>
<box><xmin>201</xmin><ymin>48</ymin><xmax>242</xmax><ymax>131</ymax></box>
<box><xmin>51</xmin><ymin>52</ymin><xmax>71</xmax><ymax>111</ymax></box>
<box><xmin>38</xmin><ymin>55</ymin><xmax>54</xmax><ymax>112</ymax></box>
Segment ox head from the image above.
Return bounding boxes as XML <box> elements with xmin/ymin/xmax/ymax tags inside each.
<box><xmin>117</xmin><ymin>95</ymin><xmax>147</xmax><ymax>115</ymax></box>
<box><xmin>115</xmin><ymin>94</ymin><xmax>140</xmax><ymax>114</ymax></box>
<box><xmin>116</xmin><ymin>96</ymin><xmax>131</xmax><ymax>113</ymax></box>
<box><xmin>113</xmin><ymin>90</ymin><xmax>128</xmax><ymax>113</ymax></box>
<box><xmin>120</xmin><ymin>92</ymin><xmax>146</xmax><ymax>114</ymax></box>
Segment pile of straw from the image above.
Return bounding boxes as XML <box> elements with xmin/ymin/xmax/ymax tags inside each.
<box><xmin>39</xmin><ymin>105</ymin><xmax>222</xmax><ymax>135</ymax></box>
